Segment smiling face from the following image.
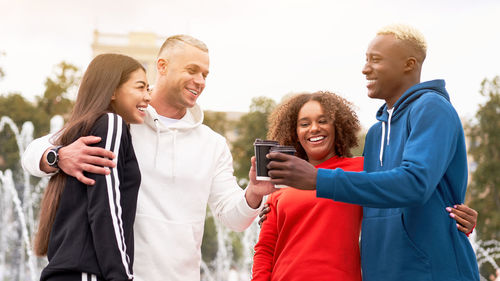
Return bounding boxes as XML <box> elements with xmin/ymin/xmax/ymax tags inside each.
<box><xmin>362</xmin><ymin>34</ymin><xmax>410</xmax><ymax>108</ymax></box>
<box><xmin>110</xmin><ymin>68</ymin><xmax>151</xmax><ymax>124</ymax></box>
<box><xmin>296</xmin><ymin>100</ymin><xmax>336</xmax><ymax>166</ymax></box>
<box><xmin>158</xmin><ymin>43</ymin><xmax>209</xmax><ymax>114</ymax></box>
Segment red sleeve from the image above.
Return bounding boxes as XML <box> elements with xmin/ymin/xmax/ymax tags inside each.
<box><xmin>252</xmin><ymin>194</ymin><xmax>278</xmax><ymax>281</ymax></box>
<box><xmin>466</xmin><ymin>223</ymin><xmax>476</xmax><ymax>237</ymax></box>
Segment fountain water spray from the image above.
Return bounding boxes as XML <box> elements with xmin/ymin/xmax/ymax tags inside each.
<box><xmin>0</xmin><ymin>116</ymin><xmax>57</xmax><ymax>281</ymax></box>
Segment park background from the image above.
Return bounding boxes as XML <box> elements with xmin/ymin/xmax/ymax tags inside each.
<box><xmin>1</xmin><ymin>0</ymin><xmax>499</xmax><ymax>280</ymax></box>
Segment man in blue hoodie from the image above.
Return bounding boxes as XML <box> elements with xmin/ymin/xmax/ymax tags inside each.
<box><xmin>267</xmin><ymin>24</ymin><xmax>480</xmax><ymax>281</ymax></box>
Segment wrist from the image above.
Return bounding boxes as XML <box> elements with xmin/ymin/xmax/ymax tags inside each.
<box><xmin>41</xmin><ymin>146</ymin><xmax>61</xmax><ymax>173</ymax></box>
<box><xmin>245</xmin><ymin>188</ymin><xmax>263</xmax><ymax>209</ymax></box>
<box><xmin>46</xmin><ymin>145</ymin><xmax>63</xmax><ymax>168</ymax></box>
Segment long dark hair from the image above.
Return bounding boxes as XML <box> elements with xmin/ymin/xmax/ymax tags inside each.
<box><xmin>34</xmin><ymin>53</ymin><xmax>145</xmax><ymax>256</ymax></box>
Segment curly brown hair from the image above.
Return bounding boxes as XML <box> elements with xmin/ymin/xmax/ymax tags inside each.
<box><xmin>267</xmin><ymin>91</ymin><xmax>360</xmax><ymax>161</ymax></box>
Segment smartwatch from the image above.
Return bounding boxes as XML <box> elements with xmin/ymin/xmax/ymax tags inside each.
<box><xmin>46</xmin><ymin>145</ymin><xmax>63</xmax><ymax>169</ymax></box>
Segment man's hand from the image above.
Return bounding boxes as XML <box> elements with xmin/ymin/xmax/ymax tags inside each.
<box><xmin>49</xmin><ymin>136</ymin><xmax>115</xmax><ymax>185</ymax></box>
<box><xmin>446</xmin><ymin>204</ymin><xmax>478</xmax><ymax>235</ymax></box>
<box><xmin>258</xmin><ymin>203</ymin><xmax>270</xmax><ymax>227</ymax></box>
<box><xmin>245</xmin><ymin>157</ymin><xmax>278</xmax><ymax>209</ymax></box>
<box><xmin>267</xmin><ymin>152</ymin><xmax>317</xmax><ymax>190</ymax></box>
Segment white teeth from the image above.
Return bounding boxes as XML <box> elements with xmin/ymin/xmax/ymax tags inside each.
<box><xmin>309</xmin><ymin>136</ymin><xmax>325</xmax><ymax>142</ymax></box>
<box><xmin>188</xmin><ymin>89</ymin><xmax>198</xmax><ymax>96</ymax></box>
<box><xmin>137</xmin><ymin>107</ymin><xmax>146</xmax><ymax>112</ymax></box>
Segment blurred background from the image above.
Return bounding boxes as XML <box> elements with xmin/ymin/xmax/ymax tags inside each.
<box><xmin>1</xmin><ymin>0</ymin><xmax>499</xmax><ymax>280</ymax></box>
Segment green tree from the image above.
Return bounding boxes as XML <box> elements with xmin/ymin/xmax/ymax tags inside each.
<box><xmin>0</xmin><ymin>93</ymin><xmax>39</xmax><ymax>174</ymax></box>
<box><xmin>0</xmin><ymin>61</ymin><xmax>79</xmax><ymax>177</ymax></box>
<box><xmin>351</xmin><ymin>131</ymin><xmax>366</xmax><ymax>157</ymax></box>
<box><xmin>202</xmin><ymin>110</ymin><xmax>250</xmax><ymax>269</ymax></box>
<box><xmin>201</xmin><ymin>212</ymin><xmax>218</xmax><ymax>265</ymax></box>
<box><xmin>36</xmin><ymin>61</ymin><xmax>79</xmax><ymax>120</ymax></box>
<box><xmin>201</xmin><ymin>110</ymin><xmax>229</xmax><ymax>269</ymax></box>
<box><xmin>231</xmin><ymin>97</ymin><xmax>276</xmax><ymax>185</ymax></box>
<box><xmin>203</xmin><ymin>110</ymin><xmax>228</xmax><ymax>136</ymax></box>
<box><xmin>466</xmin><ymin>76</ymin><xmax>500</xmax><ymax>276</ymax></box>
<box><xmin>201</xmin><ymin>98</ymin><xmax>275</xmax><ymax>270</ymax></box>
<box><xmin>201</xmin><ymin>212</ymin><xmax>246</xmax><ymax>270</ymax></box>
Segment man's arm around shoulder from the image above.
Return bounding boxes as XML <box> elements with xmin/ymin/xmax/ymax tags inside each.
<box><xmin>22</xmin><ymin>134</ymin><xmax>58</xmax><ymax>177</ymax></box>
<box><xmin>22</xmin><ymin>134</ymin><xmax>115</xmax><ymax>185</ymax></box>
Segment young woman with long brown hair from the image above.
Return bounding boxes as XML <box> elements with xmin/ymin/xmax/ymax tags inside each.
<box><xmin>33</xmin><ymin>53</ymin><xmax>151</xmax><ymax>281</ymax></box>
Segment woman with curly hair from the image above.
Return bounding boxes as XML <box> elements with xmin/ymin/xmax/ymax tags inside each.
<box><xmin>251</xmin><ymin>91</ymin><xmax>364</xmax><ymax>281</ymax></box>
<box><xmin>251</xmin><ymin>91</ymin><xmax>477</xmax><ymax>281</ymax></box>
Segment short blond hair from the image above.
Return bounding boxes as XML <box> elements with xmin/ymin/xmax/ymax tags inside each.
<box><xmin>377</xmin><ymin>24</ymin><xmax>427</xmax><ymax>62</ymax></box>
<box><xmin>158</xmin><ymin>34</ymin><xmax>208</xmax><ymax>57</ymax></box>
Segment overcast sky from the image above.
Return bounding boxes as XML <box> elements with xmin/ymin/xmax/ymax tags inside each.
<box><xmin>1</xmin><ymin>0</ymin><xmax>499</xmax><ymax>128</ymax></box>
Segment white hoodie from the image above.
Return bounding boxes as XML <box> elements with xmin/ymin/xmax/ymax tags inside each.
<box><xmin>22</xmin><ymin>105</ymin><xmax>262</xmax><ymax>281</ymax></box>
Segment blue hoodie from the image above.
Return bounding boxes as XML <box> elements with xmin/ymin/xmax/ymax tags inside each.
<box><xmin>316</xmin><ymin>80</ymin><xmax>479</xmax><ymax>281</ymax></box>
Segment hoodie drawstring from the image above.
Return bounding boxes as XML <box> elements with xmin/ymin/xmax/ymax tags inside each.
<box><xmin>379</xmin><ymin>108</ymin><xmax>394</xmax><ymax>167</ymax></box>
<box><xmin>379</xmin><ymin>122</ymin><xmax>385</xmax><ymax>166</ymax></box>
<box><xmin>153</xmin><ymin>118</ymin><xmax>177</xmax><ymax>182</ymax></box>
<box><xmin>387</xmin><ymin>108</ymin><xmax>393</xmax><ymax>146</ymax></box>
<box><xmin>154</xmin><ymin>118</ymin><xmax>161</xmax><ymax>169</ymax></box>
<box><xmin>172</xmin><ymin>130</ymin><xmax>177</xmax><ymax>182</ymax></box>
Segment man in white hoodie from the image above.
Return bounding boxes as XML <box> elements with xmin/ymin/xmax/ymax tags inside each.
<box><xmin>22</xmin><ymin>35</ymin><xmax>276</xmax><ymax>281</ymax></box>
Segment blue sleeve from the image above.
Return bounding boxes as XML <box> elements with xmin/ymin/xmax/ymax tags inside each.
<box><xmin>86</xmin><ymin>113</ymin><xmax>134</xmax><ymax>280</ymax></box>
<box><xmin>317</xmin><ymin>95</ymin><xmax>462</xmax><ymax>208</ymax></box>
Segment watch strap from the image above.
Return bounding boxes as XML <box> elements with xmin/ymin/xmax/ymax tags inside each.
<box><xmin>47</xmin><ymin>145</ymin><xmax>63</xmax><ymax>168</ymax></box>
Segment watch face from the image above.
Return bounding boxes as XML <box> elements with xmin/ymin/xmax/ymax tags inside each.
<box><xmin>47</xmin><ymin>151</ymin><xmax>57</xmax><ymax>165</ymax></box>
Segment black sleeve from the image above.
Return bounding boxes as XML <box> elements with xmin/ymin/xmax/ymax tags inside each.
<box><xmin>86</xmin><ymin>113</ymin><xmax>134</xmax><ymax>281</ymax></box>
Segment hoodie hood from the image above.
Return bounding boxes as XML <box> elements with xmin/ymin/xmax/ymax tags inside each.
<box><xmin>376</xmin><ymin>79</ymin><xmax>449</xmax><ymax>122</ymax></box>
<box><xmin>143</xmin><ymin>103</ymin><xmax>204</xmax><ymax>132</ymax></box>
<box><xmin>376</xmin><ymin>79</ymin><xmax>449</xmax><ymax>166</ymax></box>
<box><xmin>140</xmin><ymin>103</ymin><xmax>204</xmax><ymax>177</ymax></box>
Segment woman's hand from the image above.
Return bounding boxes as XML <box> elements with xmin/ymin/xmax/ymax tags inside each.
<box><xmin>446</xmin><ymin>204</ymin><xmax>478</xmax><ymax>235</ymax></box>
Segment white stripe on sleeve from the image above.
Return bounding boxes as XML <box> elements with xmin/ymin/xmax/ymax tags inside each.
<box><xmin>104</xmin><ymin>113</ymin><xmax>133</xmax><ymax>279</ymax></box>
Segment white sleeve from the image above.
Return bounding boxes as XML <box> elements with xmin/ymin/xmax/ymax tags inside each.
<box><xmin>207</xmin><ymin>139</ymin><xmax>265</xmax><ymax>232</ymax></box>
<box><xmin>21</xmin><ymin>133</ymin><xmax>57</xmax><ymax>177</ymax></box>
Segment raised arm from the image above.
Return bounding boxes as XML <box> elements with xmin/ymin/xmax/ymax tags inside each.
<box><xmin>245</xmin><ymin>156</ymin><xmax>278</xmax><ymax>208</ymax></box>
<box><xmin>207</xmin><ymin>140</ymin><xmax>274</xmax><ymax>232</ymax></box>
<box><xmin>270</xmin><ymin>95</ymin><xmax>466</xmax><ymax>209</ymax></box>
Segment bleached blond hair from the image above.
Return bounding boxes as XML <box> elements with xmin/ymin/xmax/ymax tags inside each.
<box><xmin>377</xmin><ymin>24</ymin><xmax>427</xmax><ymax>62</ymax></box>
<box><xmin>158</xmin><ymin>34</ymin><xmax>208</xmax><ymax>57</ymax></box>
